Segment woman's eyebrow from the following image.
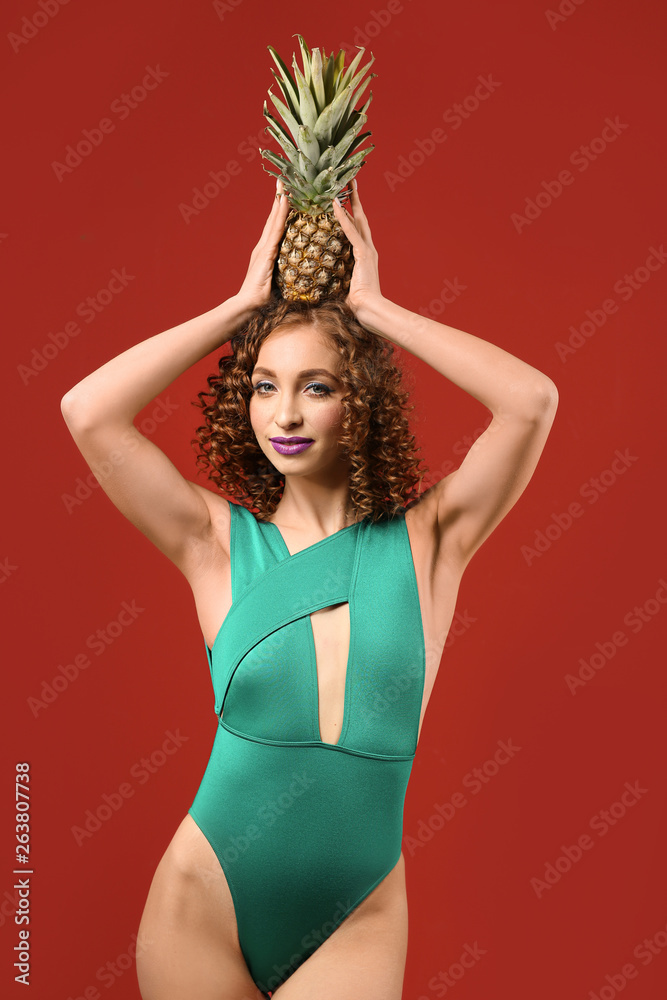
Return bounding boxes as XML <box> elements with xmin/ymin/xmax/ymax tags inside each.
<box><xmin>252</xmin><ymin>366</ymin><xmax>340</xmax><ymax>383</ymax></box>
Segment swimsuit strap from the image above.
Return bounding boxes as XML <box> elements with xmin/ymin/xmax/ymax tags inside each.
<box><xmin>211</xmin><ymin>502</ymin><xmax>362</xmax><ymax>718</ymax></box>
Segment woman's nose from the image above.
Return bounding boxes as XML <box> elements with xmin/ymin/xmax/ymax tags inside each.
<box><xmin>275</xmin><ymin>391</ymin><xmax>302</xmax><ymax>426</ymax></box>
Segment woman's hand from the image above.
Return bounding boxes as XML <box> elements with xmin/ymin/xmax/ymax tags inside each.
<box><xmin>234</xmin><ymin>179</ymin><xmax>291</xmax><ymax>314</ymax></box>
<box><xmin>332</xmin><ymin>179</ymin><xmax>384</xmax><ymax>322</ymax></box>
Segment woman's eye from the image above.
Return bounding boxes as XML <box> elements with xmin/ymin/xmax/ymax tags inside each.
<box><xmin>252</xmin><ymin>382</ymin><xmax>331</xmax><ymax>397</ymax></box>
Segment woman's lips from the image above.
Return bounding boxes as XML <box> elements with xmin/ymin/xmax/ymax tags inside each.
<box><xmin>270</xmin><ymin>438</ymin><xmax>314</xmax><ymax>455</ymax></box>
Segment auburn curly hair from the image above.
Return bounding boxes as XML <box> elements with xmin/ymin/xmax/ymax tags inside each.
<box><xmin>190</xmin><ymin>296</ymin><xmax>430</xmax><ymax>523</ymax></box>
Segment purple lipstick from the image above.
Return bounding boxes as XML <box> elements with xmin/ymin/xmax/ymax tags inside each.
<box><xmin>269</xmin><ymin>436</ymin><xmax>314</xmax><ymax>456</ymax></box>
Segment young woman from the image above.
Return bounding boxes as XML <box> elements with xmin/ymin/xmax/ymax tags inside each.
<box><xmin>61</xmin><ymin>177</ymin><xmax>558</xmax><ymax>999</ymax></box>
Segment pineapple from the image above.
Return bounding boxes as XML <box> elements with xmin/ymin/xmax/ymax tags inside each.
<box><xmin>260</xmin><ymin>34</ymin><xmax>376</xmax><ymax>303</ymax></box>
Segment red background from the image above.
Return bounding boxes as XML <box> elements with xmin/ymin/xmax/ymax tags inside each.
<box><xmin>2</xmin><ymin>0</ymin><xmax>666</xmax><ymax>997</ymax></box>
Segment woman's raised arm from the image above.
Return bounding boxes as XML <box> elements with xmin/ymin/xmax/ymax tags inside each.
<box><xmin>60</xmin><ymin>181</ymin><xmax>290</xmax><ymax>573</ymax></box>
<box><xmin>61</xmin><ymin>180</ymin><xmax>290</xmax><ymax>422</ymax></box>
<box><xmin>333</xmin><ymin>181</ymin><xmax>558</xmax><ymax>570</ymax></box>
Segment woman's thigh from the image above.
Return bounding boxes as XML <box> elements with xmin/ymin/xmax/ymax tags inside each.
<box><xmin>136</xmin><ymin>814</ymin><xmax>265</xmax><ymax>1000</ymax></box>
<box><xmin>271</xmin><ymin>853</ymin><xmax>409</xmax><ymax>1000</ymax></box>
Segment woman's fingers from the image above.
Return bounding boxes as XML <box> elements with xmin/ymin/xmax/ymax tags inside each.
<box><xmin>332</xmin><ymin>195</ymin><xmax>361</xmax><ymax>245</ymax></box>
<box><xmin>258</xmin><ymin>179</ymin><xmax>290</xmax><ymax>243</ymax></box>
<box><xmin>333</xmin><ymin>181</ymin><xmax>375</xmax><ymax>255</ymax></box>
<box><xmin>241</xmin><ymin>180</ymin><xmax>290</xmax><ymax>296</ymax></box>
<box><xmin>333</xmin><ymin>181</ymin><xmax>369</xmax><ymax>245</ymax></box>
<box><xmin>350</xmin><ymin>177</ymin><xmax>364</xmax><ymax>213</ymax></box>
<box><xmin>348</xmin><ymin>179</ymin><xmax>375</xmax><ymax>247</ymax></box>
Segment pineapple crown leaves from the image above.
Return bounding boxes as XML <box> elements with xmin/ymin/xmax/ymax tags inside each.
<box><xmin>260</xmin><ymin>34</ymin><xmax>377</xmax><ymax>215</ymax></box>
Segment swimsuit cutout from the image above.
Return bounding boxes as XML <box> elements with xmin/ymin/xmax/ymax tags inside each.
<box><xmin>188</xmin><ymin>499</ymin><xmax>426</xmax><ymax>996</ymax></box>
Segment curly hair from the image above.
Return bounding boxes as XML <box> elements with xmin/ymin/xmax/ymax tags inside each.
<box><xmin>190</xmin><ymin>296</ymin><xmax>430</xmax><ymax>523</ymax></box>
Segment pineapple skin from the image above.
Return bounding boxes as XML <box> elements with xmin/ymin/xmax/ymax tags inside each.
<box><xmin>275</xmin><ymin>208</ymin><xmax>353</xmax><ymax>303</ymax></box>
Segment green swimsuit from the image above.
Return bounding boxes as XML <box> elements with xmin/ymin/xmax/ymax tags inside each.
<box><xmin>188</xmin><ymin>499</ymin><xmax>425</xmax><ymax>996</ymax></box>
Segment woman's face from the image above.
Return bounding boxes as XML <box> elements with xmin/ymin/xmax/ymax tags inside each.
<box><xmin>248</xmin><ymin>323</ymin><xmax>350</xmax><ymax>479</ymax></box>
